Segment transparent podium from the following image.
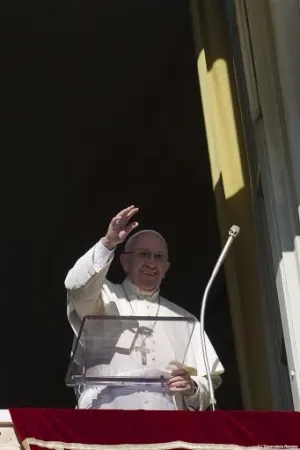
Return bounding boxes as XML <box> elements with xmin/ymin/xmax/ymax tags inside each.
<box><xmin>66</xmin><ymin>315</ymin><xmax>197</xmax><ymax>410</ymax></box>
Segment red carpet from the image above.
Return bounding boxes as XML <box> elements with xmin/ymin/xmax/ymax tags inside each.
<box><xmin>10</xmin><ymin>408</ymin><xmax>300</xmax><ymax>450</ymax></box>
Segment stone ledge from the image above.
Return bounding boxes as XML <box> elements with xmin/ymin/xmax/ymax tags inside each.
<box><xmin>0</xmin><ymin>426</ymin><xmax>20</xmax><ymax>450</ymax></box>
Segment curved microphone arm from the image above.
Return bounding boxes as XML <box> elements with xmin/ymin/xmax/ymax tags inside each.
<box><xmin>200</xmin><ymin>225</ymin><xmax>240</xmax><ymax>411</ymax></box>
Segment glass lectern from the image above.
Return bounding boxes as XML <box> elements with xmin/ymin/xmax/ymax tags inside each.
<box><xmin>66</xmin><ymin>315</ymin><xmax>196</xmax><ymax>409</ymax></box>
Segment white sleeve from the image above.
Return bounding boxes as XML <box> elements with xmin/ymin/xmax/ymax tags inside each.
<box><xmin>184</xmin><ymin>375</ymin><xmax>222</xmax><ymax>411</ymax></box>
<box><xmin>65</xmin><ymin>240</ymin><xmax>115</xmax><ymax>324</ymax></box>
<box><xmin>93</xmin><ymin>239</ymin><xmax>115</xmax><ymax>271</ymax></box>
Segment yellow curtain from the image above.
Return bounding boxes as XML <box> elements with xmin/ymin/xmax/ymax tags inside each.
<box><xmin>189</xmin><ymin>0</ymin><xmax>272</xmax><ymax>409</ymax></box>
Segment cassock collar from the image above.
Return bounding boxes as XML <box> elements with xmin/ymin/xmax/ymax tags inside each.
<box><xmin>122</xmin><ymin>277</ymin><xmax>160</xmax><ymax>303</ymax></box>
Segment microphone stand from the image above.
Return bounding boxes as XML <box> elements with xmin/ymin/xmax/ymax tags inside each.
<box><xmin>200</xmin><ymin>225</ymin><xmax>240</xmax><ymax>411</ymax></box>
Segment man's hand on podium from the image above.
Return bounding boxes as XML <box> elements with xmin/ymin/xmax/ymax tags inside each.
<box><xmin>167</xmin><ymin>368</ymin><xmax>196</xmax><ymax>396</ymax></box>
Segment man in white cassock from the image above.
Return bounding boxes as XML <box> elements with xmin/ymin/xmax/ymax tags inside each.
<box><xmin>65</xmin><ymin>205</ymin><xmax>224</xmax><ymax>410</ymax></box>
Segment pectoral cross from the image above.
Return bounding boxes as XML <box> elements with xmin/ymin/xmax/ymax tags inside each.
<box><xmin>135</xmin><ymin>340</ymin><xmax>151</xmax><ymax>365</ymax></box>
<box><xmin>134</xmin><ymin>326</ymin><xmax>152</xmax><ymax>365</ymax></box>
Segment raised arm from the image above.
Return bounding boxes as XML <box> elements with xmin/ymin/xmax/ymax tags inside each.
<box><xmin>65</xmin><ymin>206</ymin><xmax>139</xmax><ymax>327</ymax></box>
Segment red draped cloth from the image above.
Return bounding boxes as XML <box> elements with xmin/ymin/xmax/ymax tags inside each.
<box><xmin>10</xmin><ymin>408</ymin><xmax>300</xmax><ymax>450</ymax></box>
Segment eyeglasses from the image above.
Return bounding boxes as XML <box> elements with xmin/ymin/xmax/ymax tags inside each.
<box><xmin>124</xmin><ymin>248</ymin><xmax>168</xmax><ymax>263</ymax></box>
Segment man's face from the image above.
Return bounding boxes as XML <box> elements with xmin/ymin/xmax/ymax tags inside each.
<box><xmin>120</xmin><ymin>232</ymin><xmax>170</xmax><ymax>293</ymax></box>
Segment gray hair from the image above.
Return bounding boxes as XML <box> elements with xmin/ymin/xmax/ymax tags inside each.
<box><xmin>124</xmin><ymin>229</ymin><xmax>168</xmax><ymax>254</ymax></box>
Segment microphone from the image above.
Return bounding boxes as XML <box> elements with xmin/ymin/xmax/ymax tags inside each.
<box><xmin>200</xmin><ymin>225</ymin><xmax>240</xmax><ymax>411</ymax></box>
